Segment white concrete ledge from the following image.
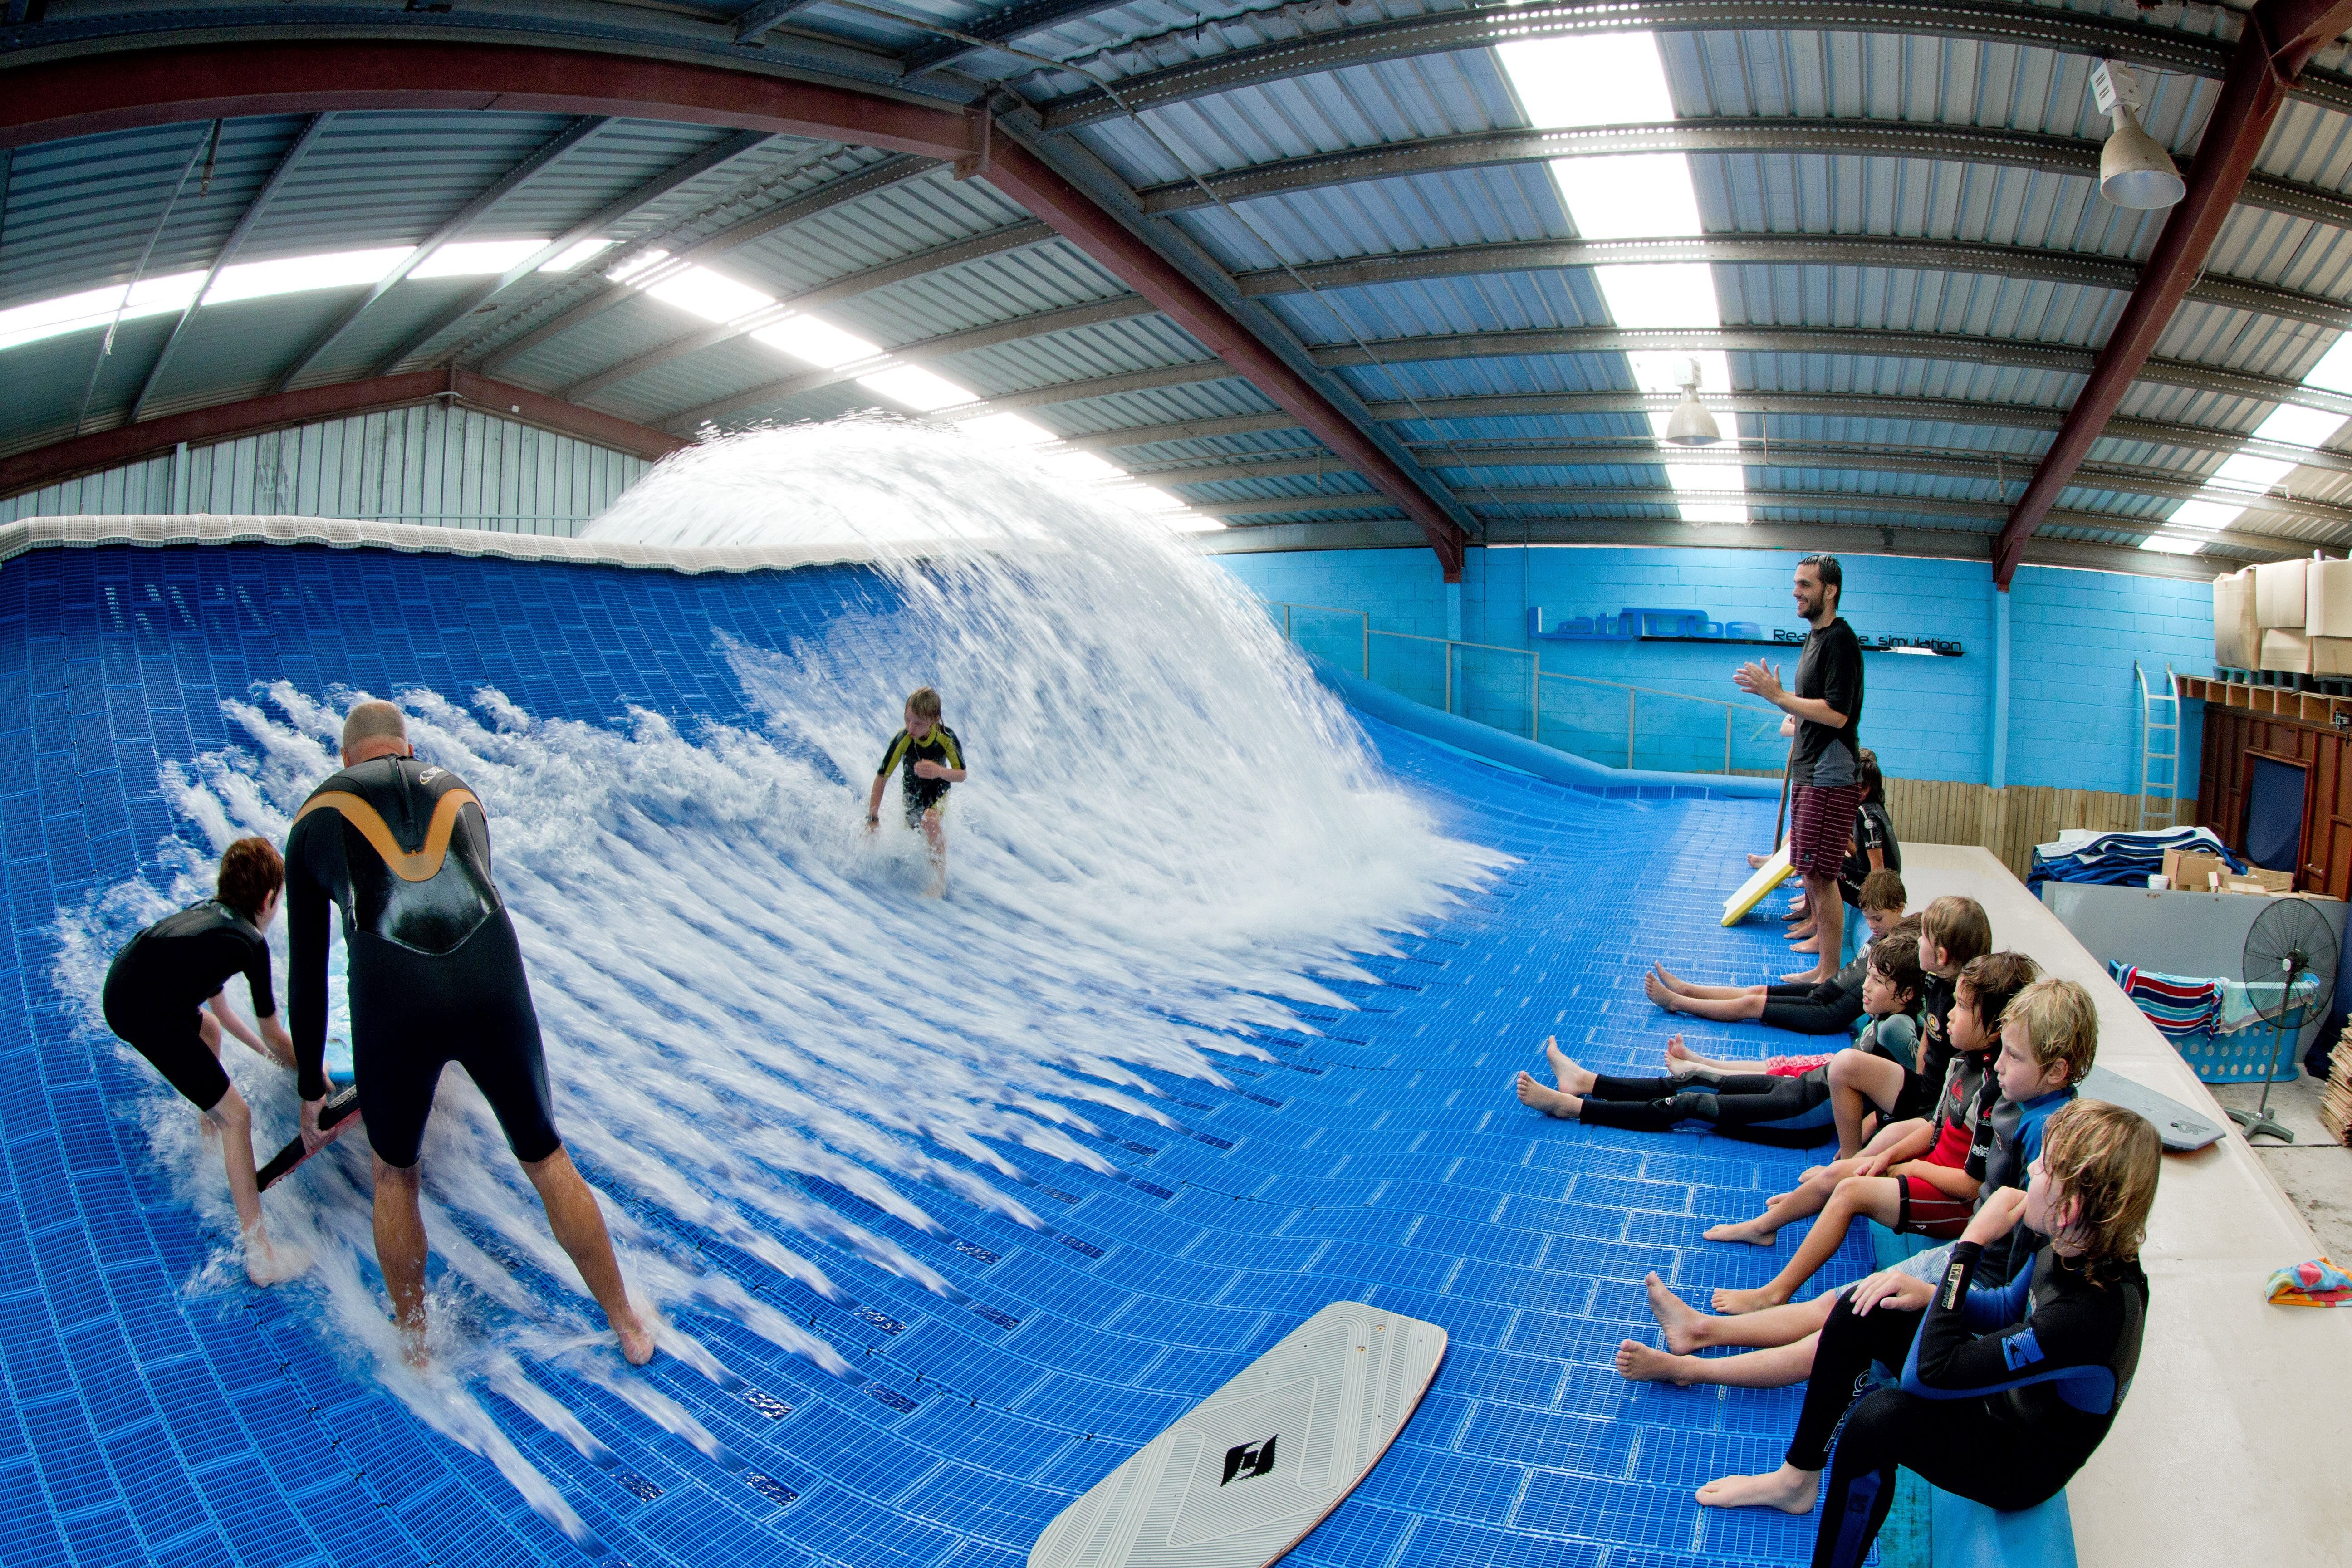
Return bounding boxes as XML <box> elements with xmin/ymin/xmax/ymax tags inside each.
<box><xmin>1901</xmin><ymin>845</ymin><xmax>2352</xmax><ymax>1568</ymax></box>
<box><xmin>0</xmin><ymin>514</ymin><xmax>881</xmax><ymax>575</ymax></box>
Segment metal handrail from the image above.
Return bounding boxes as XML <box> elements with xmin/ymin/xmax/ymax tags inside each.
<box><xmin>1262</xmin><ymin>598</ymin><xmax>1778</xmax><ymax>774</ymax></box>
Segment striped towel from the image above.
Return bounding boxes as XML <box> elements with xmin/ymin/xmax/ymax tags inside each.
<box><xmin>2109</xmin><ymin>961</ymin><xmax>2222</xmax><ymax>1038</ymax></box>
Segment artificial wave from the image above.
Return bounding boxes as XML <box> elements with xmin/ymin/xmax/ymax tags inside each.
<box><xmin>49</xmin><ymin>418</ymin><xmax>1499</xmax><ymax>1550</ymax></box>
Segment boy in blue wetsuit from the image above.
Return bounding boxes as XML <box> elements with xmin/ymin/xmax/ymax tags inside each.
<box><xmin>1615</xmin><ymin>976</ymin><xmax>2098</xmax><ymax>1391</ymax></box>
<box><xmin>866</xmin><ymin>686</ymin><xmax>967</xmax><ymax>898</ymax></box>
<box><xmin>1696</xmin><ymin>1098</ymin><xmax>2156</xmax><ymax>1568</ymax></box>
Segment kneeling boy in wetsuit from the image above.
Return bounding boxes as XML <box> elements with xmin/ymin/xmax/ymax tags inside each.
<box><xmin>1514</xmin><ymin>920</ymin><xmax>1923</xmax><ymax>1146</ymax></box>
<box><xmin>1703</xmin><ymin>950</ymin><xmax>2038</xmax><ymax>1314</ymax></box>
<box><xmin>865</xmin><ymin>685</ymin><xmax>967</xmax><ymax>898</ymax></box>
<box><xmin>1696</xmin><ymin>1098</ymin><xmax>2156</xmax><ymax>1568</ymax></box>
<box><xmin>285</xmin><ymin>700</ymin><xmax>652</xmax><ymax>1367</ymax></box>
<box><xmin>103</xmin><ymin>837</ymin><xmax>332</xmax><ymax>1284</ymax></box>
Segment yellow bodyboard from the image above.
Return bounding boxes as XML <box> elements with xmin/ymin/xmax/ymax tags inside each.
<box><xmin>1722</xmin><ymin>846</ymin><xmax>1793</xmax><ymax>926</ymax></box>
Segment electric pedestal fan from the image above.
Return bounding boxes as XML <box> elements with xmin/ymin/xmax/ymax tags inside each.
<box><xmin>2234</xmin><ymin>899</ymin><xmax>2338</xmax><ymax>1145</ymax></box>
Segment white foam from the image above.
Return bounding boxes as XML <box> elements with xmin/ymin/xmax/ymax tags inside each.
<box><xmin>50</xmin><ymin>416</ymin><xmax>1500</xmax><ymax>1539</ymax></box>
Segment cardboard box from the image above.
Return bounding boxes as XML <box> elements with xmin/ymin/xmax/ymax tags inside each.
<box><xmin>2161</xmin><ymin>848</ymin><xmax>2295</xmax><ymax>894</ymax></box>
<box><xmin>2316</xmin><ymin>635</ymin><xmax>2352</xmax><ymax>677</ymax></box>
<box><xmin>2261</xmin><ymin>626</ymin><xmax>2312</xmax><ymax>674</ymax></box>
<box><xmin>2216</xmin><ymin>568</ymin><xmax>2259</xmax><ymax>668</ymax></box>
<box><xmin>2310</xmin><ymin>559</ymin><xmax>2352</xmax><ymax>636</ymax></box>
<box><xmin>2257</xmin><ymin>558</ymin><xmax>2312</xmax><ymax>628</ymax></box>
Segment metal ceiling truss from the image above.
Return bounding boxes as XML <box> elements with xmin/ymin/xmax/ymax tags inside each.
<box><xmin>1055</xmin><ymin>410</ymin><xmax>1303</xmax><ymax>451</ymax></box>
<box><xmin>1232</xmin><ymin>234</ymin><xmax>2352</xmax><ymax>336</ymax></box>
<box><xmin>900</xmin><ymin>0</ymin><xmax>1125</xmax><ymax>76</ymax></box>
<box><xmin>1038</xmin><ymin>0</ymin><xmax>2352</xmax><ymax>131</ymax></box>
<box><xmin>272</xmin><ymin>114</ymin><xmax>611</xmax><ymax>393</ymax></box>
<box><xmin>561</xmin><ymin>220</ymin><xmax>1056</xmax><ymax>399</ymax></box>
<box><xmin>1135</xmin><ymin>119</ymin><xmax>2352</xmax><ymax>235</ymax></box>
<box><xmin>657</xmin><ymin>294</ymin><xmax>1160</xmax><ymax>428</ymax></box>
<box><xmin>476</xmin><ymin>152</ymin><xmax>941</xmax><ymax>376</ymax></box>
<box><xmin>1994</xmin><ymin>0</ymin><xmax>2352</xmax><ymax>582</ymax></box>
<box><xmin>935</xmin><ymin>359</ymin><xmax>1241</xmax><ymax>412</ymax></box>
<box><xmin>376</xmin><ymin>127</ymin><xmax>779</xmax><ymax>376</ymax></box>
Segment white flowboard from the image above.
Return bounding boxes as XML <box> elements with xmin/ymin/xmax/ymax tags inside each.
<box><xmin>1029</xmin><ymin>1301</ymin><xmax>1446</xmax><ymax>1568</ymax></box>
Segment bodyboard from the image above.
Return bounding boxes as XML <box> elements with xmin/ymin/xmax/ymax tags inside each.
<box><xmin>256</xmin><ymin>1080</ymin><xmax>362</xmax><ymax>1190</ymax></box>
<box><xmin>1029</xmin><ymin>1300</ymin><xmax>1445</xmax><ymax>1568</ymax></box>
<box><xmin>2081</xmin><ymin>1065</ymin><xmax>2223</xmax><ymax>1152</ymax></box>
<box><xmin>1722</xmin><ymin>845</ymin><xmax>1793</xmax><ymax>926</ymax></box>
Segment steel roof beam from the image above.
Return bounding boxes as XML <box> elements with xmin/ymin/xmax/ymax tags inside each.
<box><xmin>1039</xmin><ymin>0</ymin><xmax>2352</xmax><ymax>131</ymax></box>
<box><xmin>0</xmin><ymin>368</ymin><xmax>687</xmax><ymax>502</ymax></box>
<box><xmin>562</xmin><ymin>220</ymin><xmax>1054</xmax><ymax>399</ymax></box>
<box><xmin>270</xmin><ymin>115</ymin><xmax>609</xmax><ymax>394</ymax></box>
<box><xmin>658</xmin><ymin>294</ymin><xmax>1157</xmax><ymax>427</ymax></box>
<box><xmin>1138</xmin><ymin>120</ymin><xmax>2352</xmax><ymax>235</ymax></box>
<box><xmin>1234</xmin><ymin>234</ymin><xmax>2352</xmax><ymax>335</ymax></box>
<box><xmin>934</xmin><ymin>360</ymin><xmax>1240</xmax><ymax>413</ymax></box>
<box><xmin>733</xmin><ymin>0</ymin><xmax>825</xmax><ymax>46</ymax></box>
<box><xmin>127</xmin><ymin>112</ymin><xmax>333</xmax><ymax>422</ymax></box>
<box><xmin>376</xmin><ymin>127</ymin><xmax>777</xmax><ymax>376</ymax></box>
<box><xmin>476</xmin><ymin>152</ymin><xmax>940</xmax><ymax>377</ymax></box>
<box><xmin>1057</xmin><ymin>411</ymin><xmax>1304</xmax><ymax>451</ymax></box>
<box><xmin>1995</xmin><ymin>0</ymin><xmax>2352</xmax><ymax>583</ymax></box>
<box><xmin>901</xmin><ymin>0</ymin><xmax>1125</xmax><ymax>75</ymax></box>
<box><xmin>1308</xmin><ymin>325</ymin><xmax>2352</xmax><ymax>420</ymax></box>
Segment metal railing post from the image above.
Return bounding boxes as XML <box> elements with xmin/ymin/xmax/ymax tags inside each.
<box><xmin>1724</xmin><ymin>705</ymin><xmax>1733</xmax><ymax>774</ymax></box>
<box><xmin>1284</xmin><ymin>603</ymin><xmax>1292</xmax><ymax>642</ymax></box>
<box><xmin>1627</xmin><ymin>688</ymin><xmax>1637</xmax><ymax>769</ymax></box>
<box><xmin>1361</xmin><ymin>612</ymin><xmax>1369</xmax><ymax>679</ymax></box>
<box><xmin>1445</xmin><ymin>641</ymin><xmax>1454</xmax><ymax>714</ymax></box>
<box><xmin>1528</xmin><ymin>653</ymin><xmax>1538</xmax><ymax>742</ymax></box>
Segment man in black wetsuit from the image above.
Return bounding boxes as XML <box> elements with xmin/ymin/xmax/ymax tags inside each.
<box><xmin>103</xmin><ymin>837</ymin><xmax>327</xmax><ymax>1284</ymax></box>
<box><xmin>285</xmin><ymin>700</ymin><xmax>652</xmax><ymax>1366</ymax></box>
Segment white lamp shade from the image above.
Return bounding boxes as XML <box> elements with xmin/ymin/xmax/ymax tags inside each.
<box><xmin>1664</xmin><ymin>386</ymin><xmax>1721</xmax><ymax>446</ymax></box>
<box><xmin>2100</xmin><ymin>105</ymin><xmax>2186</xmax><ymax>209</ymax></box>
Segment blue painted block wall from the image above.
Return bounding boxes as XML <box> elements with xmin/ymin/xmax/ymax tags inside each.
<box><xmin>1215</xmin><ymin>546</ymin><xmax>2210</xmax><ymax>796</ymax></box>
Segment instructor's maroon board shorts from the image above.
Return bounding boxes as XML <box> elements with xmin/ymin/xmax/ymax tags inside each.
<box><xmin>1789</xmin><ymin>781</ymin><xmax>1866</xmax><ymax>881</ymax></box>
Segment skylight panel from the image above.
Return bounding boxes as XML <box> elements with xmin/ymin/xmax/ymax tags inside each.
<box><xmin>542</xmin><ymin>239</ymin><xmax>614</xmax><ymax>273</ymax></box>
<box><xmin>0</xmin><ymin>271</ymin><xmax>205</xmax><ymax>353</ymax></box>
<box><xmin>2210</xmin><ymin>452</ymin><xmax>2298</xmax><ymax>494</ymax></box>
<box><xmin>412</xmin><ymin>240</ymin><xmax>550</xmax><ymax>279</ymax></box>
<box><xmin>957</xmin><ymin>412</ymin><xmax>1059</xmax><ymax>446</ymax></box>
<box><xmin>1496</xmin><ymin>33</ymin><xmax>1676</xmax><ymax>127</ymax></box>
<box><xmin>204</xmin><ymin>247</ymin><xmax>415</xmax><ymax>306</ymax></box>
<box><xmin>2249</xmin><ymin>402</ymin><xmax>2346</xmax><ymax>450</ymax></box>
<box><xmin>1550</xmin><ymin>156</ymin><xmax>1703</xmax><ymax>239</ymax></box>
<box><xmin>643</xmin><ymin>265</ymin><xmax>773</xmax><ymax>324</ymax></box>
<box><xmin>752</xmin><ymin>315</ymin><xmax>882</xmax><ymax>368</ymax></box>
<box><xmin>2138</xmin><ymin>534</ymin><xmax>2206</xmax><ymax>554</ymax></box>
<box><xmin>606</xmin><ymin>250</ymin><xmax>670</xmax><ymax>285</ymax></box>
<box><xmin>1593</xmin><ymin>265</ymin><xmax>1720</xmax><ymax>329</ymax></box>
<box><xmin>2302</xmin><ymin>334</ymin><xmax>2352</xmax><ymax>395</ymax></box>
<box><xmin>855</xmin><ymin>365</ymin><xmax>975</xmax><ymax>410</ymax></box>
<box><xmin>2165</xmin><ymin>497</ymin><xmax>2245</xmax><ymax>533</ymax></box>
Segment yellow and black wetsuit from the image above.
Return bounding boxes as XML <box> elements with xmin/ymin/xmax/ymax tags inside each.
<box><xmin>876</xmin><ymin>724</ymin><xmax>965</xmax><ymax>827</ymax></box>
<box><xmin>284</xmin><ymin>755</ymin><xmax>559</xmax><ymax>1169</ymax></box>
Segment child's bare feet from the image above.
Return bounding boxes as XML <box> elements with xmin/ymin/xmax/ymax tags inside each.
<box><xmin>1542</xmin><ymin>1038</ymin><xmax>1595</xmax><ymax>1095</ymax></box>
<box><xmin>612</xmin><ymin>1303</ymin><xmax>656</xmax><ymax>1367</ymax></box>
<box><xmin>1642</xmin><ymin>1271</ymin><xmax>1710</xmax><ymax>1352</ymax></box>
<box><xmin>1615</xmin><ymin>1339</ymin><xmax>1700</xmax><ymax>1385</ymax></box>
<box><xmin>1697</xmin><ymin>1464</ymin><xmax>1819</xmax><ymax>1514</ymax></box>
<box><xmin>1663</xmin><ymin>1037</ymin><xmax>1706</xmax><ymax>1077</ymax></box>
<box><xmin>1514</xmin><ymin>1071</ymin><xmax>1580</xmax><ymax>1117</ymax></box>
<box><xmin>1643</xmin><ymin>970</ymin><xmax>1686</xmax><ymax>1013</ymax></box>
<box><xmin>1710</xmin><ymin>1284</ymin><xmax>1786</xmax><ymax>1314</ymax></box>
<box><xmin>1703</xmin><ymin>1218</ymin><xmax>1777</xmax><ymax>1247</ymax></box>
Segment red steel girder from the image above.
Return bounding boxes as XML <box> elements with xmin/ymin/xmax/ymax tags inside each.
<box><xmin>0</xmin><ymin>371</ymin><xmax>690</xmax><ymax>501</ymax></box>
<box><xmin>1994</xmin><ymin>0</ymin><xmax>2352</xmax><ymax>585</ymax></box>
<box><xmin>0</xmin><ymin>40</ymin><xmax>1466</xmax><ymax>573</ymax></box>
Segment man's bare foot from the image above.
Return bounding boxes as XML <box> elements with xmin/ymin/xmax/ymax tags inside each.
<box><xmin>1642</xmin><ymin>1271</ymin><xmax>1710</xmax><ymax>1352</ymax></box>
<box><xmin>1710</xmin><ymin>1284</ymin><xmax>1786</xmax><ymax>1315</ymax></box>
<box><xmin>243</xmin><ymin>1234</ymin><xmax>311</xmax><ymax>1287</ymax></box>
<box><xmin>1789</xmin><ymin>936</ymin><xmax>1821</xmax><ymax>954</ymax></box>
<box><xmin>398</xmin><ymin>1322</ymin><xmax>431</xmax><ymax>1372</ymax></box>
<box><xmin>1703</xmin><ymin>1219</ymin><xmax>1777</xmax><ymax>1247</ymax></box>
<box><xmin>1615</xmin><ymin>1339</ymin><xmax>1700</xmax><ymax>1385</ymax></box>
<box><xmin>1542</xmin><ymin>1038</ymin><xmax>1595</xmax><ymax>1095</ymax></box>
<box><xmin>1514</xmin><ymin>1071</ymin><xmax>1580</xmax><ymax>1118</ymax></box>
<box><xmin>1781</xmin><ymin>967</ymin><xmax>1835</xmax><ymax>985</ymax></box>
<box><xmin>1697</xmin><ymin>1464</ymin><xmax>1819</xmax><ymax>1514</ymax></box>
<box><xmin>611</xmin><ymin>1302</ymin><xmax>656</xmax><ymax>1367</ymax></box>
<box><xmin>1746</xmin><ymin>852</ymin><xmax>1769</xmax><ymax>869</ymax></box>
<box><xmin>1643</xmin><ymin>970</ymin><xmax>1686</xmax><ymax>1013</ymax></box>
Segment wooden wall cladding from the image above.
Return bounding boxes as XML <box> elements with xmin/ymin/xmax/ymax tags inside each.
<box><xmin>2187</xmin><ymin>676</ymin><xmax>2352</xmax><ymax>898</ymax></box>
<box><xmin>1886</xmin><ymin>778</ymin><xmax>2180</xmax><ymax>882</ymax></box>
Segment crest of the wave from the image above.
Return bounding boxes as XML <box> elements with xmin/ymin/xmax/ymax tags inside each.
<box><xmin>48</xmin><ymin>416</ymin><xmax>1498</xmax><ymax>1555</ymax></box>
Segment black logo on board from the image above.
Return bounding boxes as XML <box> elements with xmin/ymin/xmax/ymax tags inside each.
<box><xmin>1220</xmin><ymin>1436</ymin><xmax>1277</xmax><ymax>1485</ymax></box>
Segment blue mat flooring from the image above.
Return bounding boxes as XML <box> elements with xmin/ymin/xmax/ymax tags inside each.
<box><xmin>0</xmin><ymin>544</ymin><xmax>1880</xmax><ymax>1568</ymax></box>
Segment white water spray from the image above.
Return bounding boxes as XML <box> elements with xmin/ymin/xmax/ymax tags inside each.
<box><xmin>52</xmin><ymin>417</ymin><xmax>1500</xmax><ymax>1549</ymax></box>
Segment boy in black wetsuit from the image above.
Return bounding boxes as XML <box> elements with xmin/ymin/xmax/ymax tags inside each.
<box><xmin>865</xmin><ymin>685</ymin><xmax>968</xmax><ymax>898</ymax></box>
<box><xmin>103</xmin><ymin>837</ymin><xmax>334</xmax><ymax>1283</ymax></box>
<box><xmin>1697</xmin><ymin>1098</ymin><xmax>2156</xmax><ymax>1568</ymax></box>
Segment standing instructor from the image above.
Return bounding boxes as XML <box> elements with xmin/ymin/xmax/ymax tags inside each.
<box><xmin>1736</xmin><ymin>555</ymin><xmax>1864</xmax><ymax>986</ymax></box>
<box><xmin>285</xmin><ymin>700</ymin><xmax>652</xmax><ymax>1366</ymax></box>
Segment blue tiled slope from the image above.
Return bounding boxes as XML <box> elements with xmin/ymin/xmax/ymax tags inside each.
<box><xmin>0</xmin><ymin>544</ymin><xmax>1879</xmax><ymax>1568</ymax></box>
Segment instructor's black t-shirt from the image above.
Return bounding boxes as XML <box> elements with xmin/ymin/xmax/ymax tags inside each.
<box><xmin>1789</xmin><ymin>617</ymin><xmax>1863</xmax><ymax>788</ymax></box>
<box><xmin>105</xmin><ymin>899</ymin><xmax>277</xmax><ymax>1021</ymax></box>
